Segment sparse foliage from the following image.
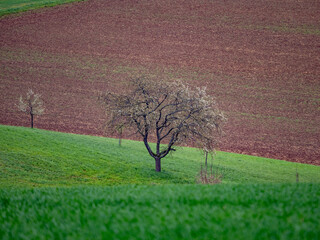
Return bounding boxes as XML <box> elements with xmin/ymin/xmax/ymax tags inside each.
<box><xmin>18</xmin><ymin>89</ymin><xmax>45</xmax><ymax>128</ymax></box>
<box><xmin>100</xmin><ymin>77</ymin><xmax>225</xmax><ymax>172</ymax></box>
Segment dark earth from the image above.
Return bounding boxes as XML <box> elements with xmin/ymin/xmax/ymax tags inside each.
<box><xmin>1</xmin><ymin>0</ymin><xmax>319</xmax><ymax>165</ymax></box>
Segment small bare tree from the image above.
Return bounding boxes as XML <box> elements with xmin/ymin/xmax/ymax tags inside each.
<box><xmin>100</xmin><ymin>77</ymin><xmax>225</xmax><ymax>172</ymax></box>
<box><xmin>197</xmin><ymin>146</ymin><xmax>223</xmax><ymax>184</ymax></box>
<box><xmin>115</xmin><ymin>123</ymin><xmax>125</xmax><ymax>147</ymax></box>
<box><xmin>102</xmin><ymin>110</ymin><xmax>128</xmax><ymax>147</ymax></box>
<box><xmin>18</xmin><ymin>89</ymin><xmax>45</xmax><ymax>128</ymax></box>
<box><xmin>198</xmin><ymin>163</ymin><xmax>222</xmax><ymax>184</ymax></box>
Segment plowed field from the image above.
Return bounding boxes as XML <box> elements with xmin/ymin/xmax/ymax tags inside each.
<box><xmin>1</xmin><ymin>0</ymin><xmax>319</xmax><ymax>165</ymax></box>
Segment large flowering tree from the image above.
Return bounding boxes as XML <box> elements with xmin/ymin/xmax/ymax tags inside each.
<box><xmin>101</xmin><ymin>77</ymin><xmax>225</xmax><ymax>172</ymax></box>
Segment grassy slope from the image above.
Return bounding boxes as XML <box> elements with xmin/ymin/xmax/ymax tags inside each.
<box><xmin>1</xmin><ymin>2</ymin><xmax>319</xmax><ymax>239</ymax></box>
<box><xmin>1</xmin><ymin>125</ymin><xmax>320</xmax><ymax>239</ymax></box>
<box><xmin>1</xmin><ymin>124</ymin><xmax>319</xmax><ymax>187</ymax></box>
<box><xmin>0</xmin><ymin>0</ymin><xmax>86</xmax><ymax>17</ymax></box>
<box><xmin>1</xmin><ymin>184</ymin><xmax>320</xmax><ymax>240</ymax></box>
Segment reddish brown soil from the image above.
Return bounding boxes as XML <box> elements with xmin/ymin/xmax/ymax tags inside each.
<box><xmin>1</xmin><ymin>0</ymin><xmax>319</xmax><ymax>165</ymax></box>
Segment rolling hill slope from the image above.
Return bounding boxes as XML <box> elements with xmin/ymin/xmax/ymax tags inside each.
<box><xmin>1</xmin><ymin>2</ymin><xmax>320</xmax><ymax>239</ymax></box>
<box><xmin>1</xmin><ymin>0</ymin><xmax>319</xmax><ymax>165</ymax></box>
<box><xmin>1</xmin><ymin>125</ymin><xmax>320</xmax><ymax>240</ymax></box>
<box><xmin>1</xmin><ymin>124</ymin><xmax>319</xmax><ymax>187</ymax></box>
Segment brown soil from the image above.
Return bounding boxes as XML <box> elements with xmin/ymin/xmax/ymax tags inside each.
<box><xmin>1</xmin><ymin>0</ymin><xmax>319</xmax><ymax>165</ymax></box>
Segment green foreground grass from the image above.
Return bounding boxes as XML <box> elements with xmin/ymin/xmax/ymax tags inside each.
<box><xmin>1</xmin><ymin>125</ymin><xmax>320</xmax><ymax>239</ymax></box>
<box><xmin>1</xmin><ymin>125</ymin><xmax>320</xmax><ymax>187</ymax></box>
<box><xmin>0</xmin><ymin>0</ymin><xmax>85</xmax><ymax>17</ymax></box>
<box><xmin>1</xmin><ymin>184</ymin><xmax>320</xmax><ymax>240</ymax></box>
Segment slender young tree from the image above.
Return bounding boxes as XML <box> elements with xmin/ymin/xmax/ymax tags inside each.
<box><xmin>100</xmin><ymin>77</ymin><xmax>225</xmax><ymax>172</ymax></box>
<box><xmin>18</xmin><ymin>89</ymin><xmax>45</xmax><ymax>128</ymax></box>
<box><xmin>115</xmin><ymin>123</ymin><xmax>125</xmax><ymax>146</ymax></box>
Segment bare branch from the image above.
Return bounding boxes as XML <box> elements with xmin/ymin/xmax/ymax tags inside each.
<box><xmin>99</xmin><ymin>77</ymin><xmax>226</xmax><ymax>172</ymax></box>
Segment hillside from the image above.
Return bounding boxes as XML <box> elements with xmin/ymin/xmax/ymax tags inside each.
<box><xmin>0</xmin><ymin>0</ymin><xmax>319</xmax><ymax>165</ymax></box>
<box><xmin>1</xmin><ymin>2</ymin><xmax>320</xmax><ymax>239</ymax></box>
<box><xmin>1</xmin><ymin>125</ymin><xmax>320</xmax><ymax>239</ymax></box>
<box><xmin>1</xmin><ymin>125</ymin><xmax>319</xmax><ymax>187</ymax></box>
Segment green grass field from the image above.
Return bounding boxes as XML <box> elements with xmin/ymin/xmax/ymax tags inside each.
<box><xmin>1</xmin><ymin>184</ymin><xmax>319</xmax><ymax>240</ymax></box>
<box><xmin>1</xmin><ymin>125</ymin><xmax>320</xmax><ymax>239</ymax></box>
<box><xmin>1</xmin><ymin>0</ymin><xmax>319</xmax><ymax>238</ymax></box>
<box><xmin>0</xmin><ymin>0</ymin><xmax>85</xmax><ymax>17</ymax></box>
<box><xmin>1</xmin><ymin>125</ymin><xmax>319</xmax><ymax>187</ymax></box>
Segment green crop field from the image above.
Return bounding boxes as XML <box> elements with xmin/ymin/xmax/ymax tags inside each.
<box><xmin>0</xmin><ymin>0</ymin><xmax>85</xmax><ymax>16</ymax></box>
<box><xmin>1</xmin><ymin>184</ymin><xmax>319</xmax><ymax>240</ymax></box>
<box><xmin>1</xmin><ymin>0</ymin><xmax>320</xmax><ymax>239</ymax></box>
<box><xmin>1</xmin><ymin>125</ymin><xmax>320</xmax><ymax>239</ymax></box>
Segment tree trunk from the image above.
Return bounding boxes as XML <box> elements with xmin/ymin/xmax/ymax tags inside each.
<box><xmin>205</xmin><ymin>151</ymin><xmax>208</xmax><ymax>169</ymax></box>
<box><xmin>30</xmin><ymin>113</ymin><xmax>34</xmax><ymax>128</ymax></box>
<box><xmin>118</xmin><ymin>129</ymin><xmax>122</xmax><ymax>146</ymax></box>
<box><xmin>155</xmin><ymin>157</ymin><xmax>161</xmax><ymax>172</ymax></box>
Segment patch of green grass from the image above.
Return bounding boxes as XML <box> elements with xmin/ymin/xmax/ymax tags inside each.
<box><xmin>0</xmin><ymin>124</ymin><xmax>319</xmax><ymax>187</ymax></box>
<box><xmin>0</xmin><ymin>0</ymin><xmax>86</xmax><ymax>17</ymax></box>
<box><xmin>1</xmin><ymin>125</ymin><xmax>319</xmax><ymax>239</ymax></box>
<box><xmin>1</xmin><ymin>184</ymin><xmax>319</xmax><ymax>240</ymax></box>
<box><xmin>241</xmin><ymin>24</ymin><xmax>320</xmax><ymax>36</ymax></box>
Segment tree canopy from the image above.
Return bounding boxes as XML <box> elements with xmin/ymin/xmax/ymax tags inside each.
<box><xmin>100</xmin><ymin>77</ymin><xmax>225</xmax><ymax>172</ymax></box>
<box><xmin>18</xmin><ymin>89</ymin><xmax>45</xmax><ymax>128</ymax></box>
